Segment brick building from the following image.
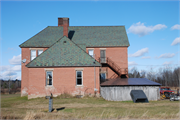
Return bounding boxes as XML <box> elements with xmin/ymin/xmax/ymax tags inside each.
<box><xmin>19</xmin><ymin>18</ymin><xmax>130</xmax><ymax>99</ymax></box>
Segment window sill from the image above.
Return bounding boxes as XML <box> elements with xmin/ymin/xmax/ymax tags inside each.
<box><xmin>45</xmin><ymin>85</ymin><xmax>54</xmax><ymax>88</ymax></box>
<box><xmin>76</xmin><ymin>85</ymin><xmax>83</xmax><ymax>87</ymax></box>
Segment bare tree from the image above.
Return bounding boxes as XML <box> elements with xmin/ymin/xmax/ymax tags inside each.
<box><xmin>128</xmin><ymin>66</ymin><xmax>179</xmax><ymax>87</ymax></box>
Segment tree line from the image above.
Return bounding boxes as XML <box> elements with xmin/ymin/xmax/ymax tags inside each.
<box><xmin>128</xmin><ymin>67</ymin><xmax>180</xmax><ymax>87</ymax></box>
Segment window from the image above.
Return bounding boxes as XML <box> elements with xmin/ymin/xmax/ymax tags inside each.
<box><xmin>88</xmin><ymin>49</ymin><xmax>94</xmax><ymax>58</ymax></box>
<box><xmin>38</xmin><ymin>50</ymin><xmax>43</xmax><ymax>55</ymax></box>
<box><xmin>31</xmin><ymin>50</ymin><xmax>36</xmax><ymax>61</ymax></box>
<box><xmin>100</xmin><ymin>73</ymin><xmax>106</xmax><ymax>80</ymax></box>
<box><xmin>76</xmin><ymin>71</ymin><xmax>83</xmax><ymax>86</ymax></box>
<box><xmin>46</xmin><ymin>71</ymin><xmax>53</xmax><ymax>86</ymax></box>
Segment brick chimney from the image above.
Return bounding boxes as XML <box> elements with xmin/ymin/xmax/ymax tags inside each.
<box><xmin>58</xmin><ymin>18</ymin><xmax>69</xmax><ymax>37</ymax></box>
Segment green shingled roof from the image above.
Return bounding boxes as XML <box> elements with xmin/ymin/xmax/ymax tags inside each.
<box><xmin>19</xmin><ymin>26</ymin><xmax>64</xmax><ymax>48</ymax></box>
<box><xmin>26</xmin><ymin>36</ymin><xmax>101</xmax><ymax>67</ymax></box>
<box><xmin>69</xmin><ymin>26</ymin><xmax>130</xmax><ymax>47</ymax></box>
<box><xmin>19</xmin><ymin>26</ymin><xmax>130</xmax><ymax>48</ymax></box>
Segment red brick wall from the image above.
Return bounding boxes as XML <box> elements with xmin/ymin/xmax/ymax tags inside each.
<box><xmin>21</xmin><ymin>46</ymin><xmax>128</xmax><ymax>98</ymax></box>
<box><xmin>86</xmin><ymin>47</ymin><xmax>128</xmax><ymax>78</ymax></box>
<box><xmin>21</xmin><ymin>48</ymin><xmax>48</xmax><ymax>96</ymax></box>
<box><xmin>28</xmin><ymin>67</ymin><xmax>100</xmax><ymax>99</ymax></box>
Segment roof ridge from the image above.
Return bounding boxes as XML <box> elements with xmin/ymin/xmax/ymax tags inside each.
<box><xmin>48</xmin><ymin>26</ymin><xmax>125</xmax><ymax>27</ymax></box>
<box><xmin>19</xmin><ymin>26</ymin><xmax>130</xmax><ymax>48</ymax></box>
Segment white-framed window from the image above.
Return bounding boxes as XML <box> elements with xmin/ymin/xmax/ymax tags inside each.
<box><xmin>76</xmin><ymin>71</ymin><xmax>83</xmax><ymax>86</ymax></box>
<box><xmin>31</xmin><ymin>50</ymin><xmax>36</xmax><ymax>61</ymax></box>
<box><xmin>38</xmin><ymin>50</ymin><xmax>43</xmax><ymax>55</ymax></box>
<box><xmin>88</xmin><ymin>49</ymin><xmax>94</xmax><ymax>58</ymax></box>
<box><xmin>46</xmin><ymin>71</ymin><xmax>53</xmax><ymax>86</ymax></box>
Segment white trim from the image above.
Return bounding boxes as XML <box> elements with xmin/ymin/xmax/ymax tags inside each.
<box><xmin>75</xmin><ymin>85</ymin><xmax>84</xmax><ymax>87</ymax></box>
<box><xmin>45</xmin><ymin>68</ymin><xmax>54</xmax><ymax>71</ymax></box>
<box><xmin>45</xmin><ymin>86</ymin><xmax>54</xmax><ymax>88</ymax></box>
<box><xmin>76</xmin><ymin>70</ymin><xmax>83</xmax><ymax>86</ymax></box>
<box><xmin>29</xmin><ymin>48</ymin><xmax>44</xmax><ymax>50</ymax></box>
<box><xmin>75</xmin><ymin>68</ymin><xmax>84</xmax><ymax>71</ymax></box>
<box><xmin>100</xmin><ymin>48</ymin><xmax>106</xmax><ymax>50</ymax></box>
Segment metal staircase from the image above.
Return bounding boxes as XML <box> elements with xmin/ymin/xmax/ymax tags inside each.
<box><xmin>99</xmin><ymin>57</ymin><xmax>128</xmax><ymax>78</ymax></box>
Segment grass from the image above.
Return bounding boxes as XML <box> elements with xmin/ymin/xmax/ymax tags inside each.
<box><xmin>1</xmin><ymin>94</ymin><xmax>180</xmax><ymax>119</ymax></box>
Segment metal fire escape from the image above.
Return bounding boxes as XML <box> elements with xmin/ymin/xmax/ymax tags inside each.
<box><xmin>99</xmin><ymin>57</ymin><xmax>128</xmax><ymax>79</ymax></box>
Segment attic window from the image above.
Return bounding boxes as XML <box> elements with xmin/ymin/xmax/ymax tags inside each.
<box><xmin>38</xmin><ymin>50</ymin><xmax>43</xmax><ymax>55</ymax></box>
<box><xmin>31</xmin><ymin>50</ymin><xmax>36</xmax><ymax>61</ymax></box>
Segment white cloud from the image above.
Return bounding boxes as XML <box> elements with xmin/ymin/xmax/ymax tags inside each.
<box><xmin>12</xmin><ymin>65</ymin><xmax>21</xmax><ymax>71</ymax></box>
<box><xmin>141</xmin><ymin>56</ymin><xmax>151</xmax><ymax>59</ymax></box>
<box><xmin>0</xmin><ymin>66</ymin><xmax>11</xmax><ymax>71</ymax></box>
<box><xmin>128</xmin><ymin>22</ymin><xmax>167</xmax><ymax>36</ymax></box>
<box><xmin>129</xmin><ymin>48</ymin><xmax>149</xmax><ymax>57</ymax></box>
<box><xmin>163</xmin><ymin>61</ymin><xmax>173</xmax><ymax>65</ymax></box>
<box><xmin>171</xmin><ymin>37</ymin><xmax>180</xmax><ymax>46</ymax></box>
<box><xmin>0</xmin><ymin>65</ymin><xmax>21</xmax><ymax>71</ymax></box>
<box><xmin>128</xmin><ymin>61</ymin><xmax>137</xmax><ymax>66</ymax></box>
<box><xmin>9</xmin><ymin>54</ymin><xmax>21</xmax><ymax>65</ymax></box>
<box><xmin>128</xmin><ymin>66</ymin><xmax>135</xmax><ymax>72</ymax></box>
<box><xmin>1</xmin><ymin>71</ymin><xmax>17</xmax><ymax>80</ymax></box>
<box><xmin>1</xmin><ymin>54</ymin><xmax>22</xmax><ymax>80</ymax></box>
<box><xmin>158</xmin><ymin>53</ymin><xmax>175</xmax><ymax>58</ymax></box>
<box><xmin>171</xmin><ymin>24</ymin><xmax>180</xmax><ymax>30</ymax></box>
<box><xmin>0</xmin><ymin>65</ymin><xmax>21</xmax><ymax>80</ymax></box>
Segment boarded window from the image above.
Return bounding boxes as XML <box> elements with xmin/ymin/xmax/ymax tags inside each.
<box><xmin>100</xmin><ymin>50</ymin><xmax>106</xmax><ymax>63</ymax></box>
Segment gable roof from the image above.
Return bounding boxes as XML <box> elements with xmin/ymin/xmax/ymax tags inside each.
<box><xmin>26</xmin><ymin>36</ymin><xmax>101</xmax><ymax>67</ymax></box>
<box><xmin>19</xmin><ymin>26</ymin><xmax>64</xmax><ymax>48</ymax></box>
<box><xmin>69</xmin><ymin>26</ymin><xmax>130</xmax><ymax>47</ymax></box>
<box><xmin>19</xmin><ymin>26</ymin><xmax>130</xmax><ymax>48</ymax></box>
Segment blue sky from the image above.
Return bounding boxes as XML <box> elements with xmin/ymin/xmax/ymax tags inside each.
<box><xmin>0</xmin><ymin>0</ymin><xmax>180</xmax><ymax>80</ymax></box>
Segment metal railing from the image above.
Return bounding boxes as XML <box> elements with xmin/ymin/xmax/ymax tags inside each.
<box><xmin>99</xmin><ymin>57</ymin><xmax>128</xmax><ymax>78</ymax></box>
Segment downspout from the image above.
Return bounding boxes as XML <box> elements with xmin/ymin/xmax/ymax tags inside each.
<box><xmin>94</xmin><ymin>54</ymin><xmax>97</xmax><ymax>96</ymax></box>
<box><xmin>94</xmin><ymin>65</ymin><xmax>96</xmax><ymax>89</ymax></box>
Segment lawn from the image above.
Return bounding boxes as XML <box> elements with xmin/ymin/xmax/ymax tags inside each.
<box><xmin>1</xmin><ymin>94</ymin><xmax>180</xmax><ymax>119</ymax></box>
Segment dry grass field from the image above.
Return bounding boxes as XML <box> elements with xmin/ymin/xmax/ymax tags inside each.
<box><xmin>1</xmin><ymin>93</ymin><xmax>180</xmax><ymax>119</ymax></box>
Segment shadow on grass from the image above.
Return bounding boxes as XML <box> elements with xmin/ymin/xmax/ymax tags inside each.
<box><xmin>56</xmin><ymin>107</ymin><xmax>65</xmax><ymax>111</ymax></box>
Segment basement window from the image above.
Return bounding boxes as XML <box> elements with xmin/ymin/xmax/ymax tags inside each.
<box><xmin>46</xmin><ymin>71</ymin><xmax>53</xmax><ymax>86</ymax></box>
<box><xmin>31</xmin><ymin>50</ymin><xmax>36</xmax><ymax>61</ymax></box>
<box><xmin>76</xmin><ymin>71</ymin><xmax>83</xmax><ymax>86</ymax></box>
